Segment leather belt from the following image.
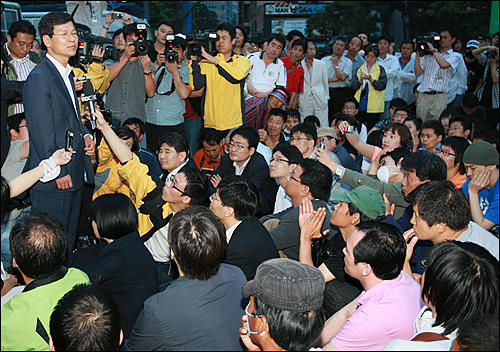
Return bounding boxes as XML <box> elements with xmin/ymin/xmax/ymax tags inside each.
<box><xmin>422</xmin><ymin>90</ymin><xmax>444</xmax><ymax>95</ymax></box>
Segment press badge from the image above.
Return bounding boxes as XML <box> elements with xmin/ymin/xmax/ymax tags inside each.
<box><xmin>436</xmin><ymin>74</ymin><xmax>444</xmax><ymax>84</ymax></box>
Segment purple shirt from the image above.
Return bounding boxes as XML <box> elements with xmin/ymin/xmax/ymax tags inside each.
<box><xmin>331</xmin><ymin>271</ymin><xmax>423</xmax><ymax>351</ymax></box>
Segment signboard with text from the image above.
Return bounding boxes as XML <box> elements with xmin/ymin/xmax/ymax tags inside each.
<box><xmin>265</xmin><ymin>3</ymin><xmax>327</xmax><ymax>16</ymax></box>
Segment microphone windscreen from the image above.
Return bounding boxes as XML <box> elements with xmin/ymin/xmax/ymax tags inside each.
<box><xmin>83</xmin><ymin>80</ymin><xmax>94</xmax><ymax>96</ymax></box>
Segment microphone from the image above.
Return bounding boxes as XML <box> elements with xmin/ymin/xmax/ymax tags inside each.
<box><xmin>81</xmin><ymin>80</ymin><xmax>97</xmax><ymax>129</ymax></box>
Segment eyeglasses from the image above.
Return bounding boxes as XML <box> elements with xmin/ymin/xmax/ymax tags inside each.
<box><xmin>171</xmin><ymin>179</ymin><xmax>189</xmax><ymax>197</ymax></box>
<box><xmin>290</xmin><ymin>137</ymin><xmax>311</xmax><ymax>143</ymax></box>
<box><xmin>228</xmin><ymin>142</ymin><xmax>249</xmax><ymax>151</ymax></box>
<box><xmin>289</xmin><ymin>175</ymin><xmax>302</xmax><ymax>184</ymax></box>
<box><xmin>436</xmin><ymin>148</ymin><xmax>455</xmax><ymax>157</ymax></box>
<box><xmin>53</xmin><ymin>31</ymin><xmax>78</xmax><ymax>40</ymax></box>
<box><xmin>245</xmin><ymin>302</ymin><xmax>265</xmax><ymax>336</ymax></box>
<box><xmin>270</xmin><ymin>157</ymin><xmax>291</xmax><ymax>164</ymax></box>
<box><xmin>18</xmin><ymin>124</ymin><xmax>28</xmax><ymax>129</ymax></box>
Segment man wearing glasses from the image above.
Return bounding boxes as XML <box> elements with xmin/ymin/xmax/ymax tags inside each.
<box><xmin>210</xmin><ymin>126</ymin><xmax>277</xmax><ymax>216</ymax></box>
<box><xmin>23</xmin><ymin>12</ymin><xmax>91</xmax><ymax>258</ymax></box>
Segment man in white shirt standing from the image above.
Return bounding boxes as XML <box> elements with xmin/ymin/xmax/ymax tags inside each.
<box><xmin>322</xmin><ymin>38</ymin><xmax>352</xmax><ymax>125</ymax></box>
<box><xmin>376</xmin><ymin>34</ymin><xmax>401</xmax><ymax>120</ymax></box>
<box><xmin>414</xmin><ymin>27</ymin><xmax>463</xmax><ymax>121</ymax></box>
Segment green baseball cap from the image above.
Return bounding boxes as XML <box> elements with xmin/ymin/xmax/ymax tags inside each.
<box><xmin>462</xmin><ymin>141</ymin><xmax>499</xmax><ymax>166</ymax></box>
<box><xmin>331</xmin><ymin>186</ymin><xmax>386</xmax><ymax>220</ymax></box>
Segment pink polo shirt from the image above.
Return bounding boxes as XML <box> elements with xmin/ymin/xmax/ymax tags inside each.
<box><xmin>331</xmin><ymin>271</ymin><xmax>423</xmax><ymax>351</ymax></box>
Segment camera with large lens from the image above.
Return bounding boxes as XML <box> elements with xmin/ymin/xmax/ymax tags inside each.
<box><xmin>186</xmin><ymin>32</ymin><xmax>220</xmax><ymax>60</ymax></box>
<box><xmin>77</xmin><ymin>26</ymin><xmax>116</xmax><ymax>65</ymax></box>
<box><xmin>416</xmin><ymin>33</ymin><xmax>441</xmax><ymax>55</ymax></box>
<box><xmin>165</xmin><ymin>34</ymin><xmax>178</xmax><ymax>64</ymax></box>
<box><xmin>485</xmin><ymin>48</ymin><xmax>498</xmax><ymax>59</ymax></box>
<box><xmin>132</xmin><ymin>23</ymin><xmax>150</xmax><ymax>57</ymax></box>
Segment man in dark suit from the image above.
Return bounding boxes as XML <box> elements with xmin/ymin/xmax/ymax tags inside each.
<box><xmin>210</xmin><ymin>177</ymin><xmax>279</xmax><ymax>280</ymax></box>
<box><xmin>210</xmin><ymin>126</ymin><xmax>278</xmax><ymax>216</ymax></box>
<box><xmin>22</xmin><ymin>12</ymin><xmax>90</xmax><ymax>257</ymax></box>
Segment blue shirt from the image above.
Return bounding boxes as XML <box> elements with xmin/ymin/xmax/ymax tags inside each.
<box><xmin>461</xmin><ymin>177</ymin><xmax>499</xmax><ymax>228</ymax></box>
<box><xmin>139</xmin><ymin>147</ymin><xmax>162</xmax><ymax>179</ymax></box>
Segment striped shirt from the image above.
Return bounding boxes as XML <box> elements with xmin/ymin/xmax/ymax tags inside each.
<box><xmin>4</xmin><ymin>44</ymin><xmax>37</xmax><ymax>114</ymax></box>
<box><xmin>417</xmin><ymin>49</ymin><xmax>462</xmax><ymax>94</ymax></box>
<box><xmin>476</xmin><ymin>54</ymin><xmax>500</xmax><ymax>109</ymax></box>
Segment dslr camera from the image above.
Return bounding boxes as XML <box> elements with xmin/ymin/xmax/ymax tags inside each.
<box><xmin>485</xmin><ymin>47</ymin><xmax>498</xmax><ymax>59</ymax></box>
<box><xmin>416</xmin><ymin>33</ymin><xmax>441</xmax><ymax>55</ymax></box>
<box><xmin>165</xmin><ymin>34</ymin><xmax>178</xmax><ymax>64</ymax></box>
<box><xmin>186</xmin><ymin>32</ymin><xmax>220</xmax><ymax>60</ymax></box>
<box><xmin>132</xmin><ymin>23</ymin><xmax>150</xmax><ymax>57</ymax></box>
<box><xmin>76</xmin><ymin>27</ymin><xmax>120</xmax><ymax>65</ymax></box>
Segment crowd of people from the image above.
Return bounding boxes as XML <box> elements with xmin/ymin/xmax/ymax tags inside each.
<box><xmin>1</xmin><ymin>3</ymin><xmax>499</xmax><ymax>351</ymax></box>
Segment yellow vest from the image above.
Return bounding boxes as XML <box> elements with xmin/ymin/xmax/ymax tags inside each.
<box><xmin>354</xmin><ymin>63</ymin><xmax>385</xmax><ymax>114</ymax></box>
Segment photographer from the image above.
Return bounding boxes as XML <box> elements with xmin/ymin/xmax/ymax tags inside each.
<box><xmin>189</xmin><ymin>23</ymin><xmax>251</xmax><ymax>134</ymax></box>
<box><xmin>414</xmin><ymin>27</ymin><xmax>463</xmax><ymax>121</ymax></box>
<box><xmin>472</xmin><ymin>44</ymin><xmax>499</xmax><ymax>128</ymax></box>
<box><xmin>145</xmin><ymin>35</ymin><xmax>194</xmax><ymax>152</ymax></box>
<box><xmin>105</xmin><ymin>24</ymin><xmax>155</xmax><ymax>126</ymax></box>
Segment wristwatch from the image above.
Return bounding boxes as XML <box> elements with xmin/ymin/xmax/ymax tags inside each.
<box><xmin>334</xmin><ymin>66</ymin><xmax>340</xmax><ymax>70</ymax></box>
<box><xmin>144</xmin><ymin>70</ymin><xmax>153</xmax><ymax>76</ymax></box>
<box><xmin>335</xmin><ymin>166</ymin><xmax>345</xmax><ymax>177</ymax></box>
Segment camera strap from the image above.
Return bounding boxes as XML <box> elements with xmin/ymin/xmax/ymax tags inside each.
<box><xmin>155</xmin><ymin>67</ymin><xmax>176</xmax><ymax>95</ymax></box>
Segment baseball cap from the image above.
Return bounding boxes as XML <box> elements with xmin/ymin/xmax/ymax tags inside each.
<box><xmin>466</xmin><ymin>40</ymin><xmax>480</xmax><ymax>49</ymax></box>
<box><xmin>331</xmin><ymin>186</ymin><xmax>386</xmax><ymax>220</ymax></box>
<box><xmin>462</xmin><ymin>141</ymin><xmax>499</xmax><ymax>166</ymax></box>
<box><xmin>242</xmin><ymin>258</ymin><xmax>324</xmax><ymax>312</ymax></box>
<box><xmin>317</xmin><ymin>127</ymin><xmax>338</xmax><ymax>140</ymax></box>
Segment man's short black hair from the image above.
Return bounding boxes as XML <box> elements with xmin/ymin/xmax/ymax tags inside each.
<box><xmin>303</xmin><ymin>115</ymin><xmax>320</xmax><ymax>129</ymax></box>
<box><xmin>268</xmin><ymin>33</ymin><xmax>286</xmax><ymax>48</ymax></box>
<box><xmin>268</xmin><ymin>108</ymin><xmax>287</xmax><ymax>124</ymax></box>
<box><xmin>449</xmin><ymin>116</ymin><xmax>473</xmax><ymax>138</ymax></box>
<box><xmin>10</xmin><ymin>211</ymin><xmax>67</xmax><ymax>280</ymax></box>
<box><xmin>441</xmin><ymin>136</ymin><xmax>470</xmax><ymax>173</ymax></box>
<box><xmin>198</xmin><ymin>127</ymin><xmax>223</xmax><ymax>146</ymax></box>
<box><xmin>215</xmin><ymin>23</ymin><xmax>236</xmax><ymax>40</ymax></box>
<box><xmin>473</xmin><ymin>127</ymin><xmax>499</xmax><ymax>151</ymax></box>
<box><xmin>90</xmin><ymin>194</ymin><xmax>138</xmax><ymax>240</ymax></box>
<box><xmin>218</xmin><ymin>177</ymin><xmax>260</xmax><ymax>220</ymax></box>
<box><xmin>7</xmin><ymin>112</ymin><xmax>26</xmax><ymax>132</ymax></box>
<box><xmin>286</xmin><ymin>30</ymin><xmax>304</xmax><ymax>42</ymax></box>
<box><xmin>157</xmin><ymin>132</ymin><xmax>189</xmax><ymax>155</ymax></box>
<box><xmin>112</xmin><ymin>28</ymin><xmax>123</xmax><ymax>40</ymax></box>
<box><xmin>455</xmin><ymin>314</ymin><xmax>499</xmax><ymax>351</ymax></box>
<box><xmin>50</xmin><ymin>284</ymin><xmax>122</xmax><ymax>351</ymax></box>
<box><xmin>297</xmin><ymin>159</ymin><xmax>332</xmax><ymax>201</ymax></box>
<box><xmin>291</xmin><ymin>122</ymin><xmax>317</xmax><ymax>141</ymax></box>
<box><xmin>377</xmin><ymin>34</ymin><xmax>393</xmax><ymax>43</ymax></box>
<box><xmin>8</xmin><ymin>19</ymin><xmax>36</xmax><ymax>38</ymax></box>
<box><xmin>400</xmin><ymin>150</ymin><xmax>447</xmax><ymax>182</ymax></box>
<box><xmin>393</xmin><ymin>106</ymin><xmax>412</xmax><ymax>117</ymax></box>
<box><xmin>38</xmin><ymin>12</ymin><xmax>75</xmax><ymax>49</ymax></box>
<box><xmin>461</xmin><ymin>93</ymin><xmax>479</xmax><ymax>108</ymax></box>
<box><xmin>122</xmin><ymin>23</ymin><xmax>139</xmax><ymax>40</ymax></box>
<box><xmin>343</xmin><ymin>96</ymin><xmax>359</xmax><ymax>110</ymax></box>
<box><xmin>253</xmin><ymin>295</ymin><xmax>326</xmax><ymax>351</ymax></box>
<box><xmin>423</xmin><ymin>241</ymin><xmax>499</xmax><ymax>336</ymax></box>
<box><xmin>407</xmin><ymin>180</ymin><xmax>470</xmax><ymax>231</ymax></box>
<box><xmin>389</xmin><ymin>97</ymin><xmax>408</xmax><ymax>109</ymax></box>
<box><xmin>155</xmin><ymin>20</ymin><xmax>174</xmax><ymax>32</ymax></box>
<box><xmin>182</xmin><ymin>168</ymin><xmax>209</xmax><ymax>207</ymax></box>
<box><xmin>168</xmin><ymin>206</ymin><xmax>226</xmax><ymax>281</ymax></box>
<box><xmin>420</xmin><ymin>120</ymin><xmax>445</xmax><ymax>138</ymax></box>
<box><xmin>290</xmin><ymin>38</ymin><xmax>307</xmax><ymax>53</ymax></box>
<box><xmin>354</xmin><ymin>221</ymin><xmax>405</xmax><ymax>281</ymax></box>
<box><xmin>235</xmin><ymin>25</ymin><xmax>248</xmax><ymax>43</ymax></box>
<box><xmin>382</xmin><ymin>147</ymin><xmax>411</xmax><ymax>166</ymax></box>
<box><xmin>400</xmin><ymin>39</ymin><xmax>415</xmax><ymax>48</ymax></box>
<box><xmin>272</xmin><ymin>144</ymin><xmax>303</xmax><ymax>165</ymax></box>
<box><xmin>122</xmin><ymin>118</ymin><xmax>145</xmax><ymax>136</ymax></box>
<box><xmin>286</xmin><ymin>109</ymin><xmax>300</xmax><ymax>121</ymax></box>
<box><xmin>231</xmin><ymin>126</ymin><xmax>260</xmax><ymax>150</ymax></box>
<box><xmin>440</xmin><ymin>26</ymin><xmax>458</xmax><ymax>39</ymax></box>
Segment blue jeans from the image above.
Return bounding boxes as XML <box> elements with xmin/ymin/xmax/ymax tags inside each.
<box><xmin>184</xmin><ymin>119</ymin><xmax>203</xmax><ymax>157</ymax></box>
<box><xmin>1</xmin><ymin>206</ymin><xmax>32</xmax><ymax>268</ymax></box>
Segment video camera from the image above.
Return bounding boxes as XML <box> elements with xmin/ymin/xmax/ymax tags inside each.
<box><xmin>415</xmin><ymin>33</ymin><xmax>441</xmax><ymax>55</ymax></box>
<box><xmin>165</xmin><ymin>34</ymin><xmax>178</xmax><ymax>64</ymax></box>
<box><xmin>77</xmin><ymin>29</ymin><xmax>121</xmax><ymax>65</ymax></box>
<box><xmin>186</xmin><ymin>32</ymin><xmax>220</xmax><ymax>60</ymax></box>
<box><xmin>132</xmin><ymin>23</ymin><xmax>150</xmax><ymax>57</ymax></box>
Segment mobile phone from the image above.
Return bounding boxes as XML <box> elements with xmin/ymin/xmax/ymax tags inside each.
<box><xmin>76</xmin><ymin>76</ymin><xmax>92</xmax><ymax>81</ymax></box>
<box><xmin>343</xmin><ymin>125</ymin><xmax>355</xmax><ymax>133</ymax></box>
<box><xmin>65</xmin><ymin>130</ymin><xmax>74</xmax><ymax>152</ymax></box>
<box><xmin>319</xmin><ymin>138</ymin><xmax>326</xmax><ymax>150</ymax></box>
<box><xmin>111</xmin><ymin>13</ymin><xmax>123</xmax><ymax>19</ymax></box>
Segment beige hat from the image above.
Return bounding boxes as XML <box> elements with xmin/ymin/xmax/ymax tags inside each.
<box><xmin>317</xmin><ymin>127</ymin><xmax>338</xmax><ymax>139</ymax></box>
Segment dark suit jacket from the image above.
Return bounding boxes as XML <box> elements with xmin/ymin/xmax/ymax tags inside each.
<box><xmin>81</xmin><ymin>231</ymin><xmax>159</xmax><ymax>338</ymax></box>
<box><xmin>23</xmin><ymin>57</ymin><xmax>85</xmax><ymax>192</ymax></box>
<box><xmin>223</xmin><ymin>216</ymin><xmax>279</xmax><ymax>280</ymax></box>
<box><xmin>212</xmin><ymin>153</ymin><xmax>278</xmax><ymax>216</ymax></box>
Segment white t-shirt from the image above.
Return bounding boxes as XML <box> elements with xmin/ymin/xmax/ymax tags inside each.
<box><xmin>247</xmin><ymin>52</ymin><xmax>287</xmax><ymax>97</ymax></box>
